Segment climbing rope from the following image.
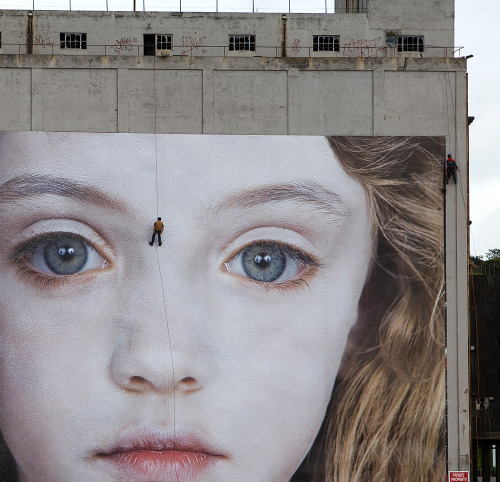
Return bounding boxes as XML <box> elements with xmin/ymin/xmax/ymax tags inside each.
<box><xmin>152</xmin><ymin>52</ymin><xmax>178</xmax><ymax>479</ymax></box>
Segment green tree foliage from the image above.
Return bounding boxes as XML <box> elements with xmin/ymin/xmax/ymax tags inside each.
<box><xmin>485</xmin><ymin>248</ymin><xmax>500</xmax><ymax>261</ymax></box>
<box><xmin>470</xmin><ymin>249</ymin><xmax>500</xmax><ymax>274</ymax></box>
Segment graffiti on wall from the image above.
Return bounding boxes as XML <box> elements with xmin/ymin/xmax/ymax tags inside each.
<box><xmin>180</xmin><ymin>33</ymin><xmax>208</xmax><ymax>55</ymax></box>
<box><xmin>342</xmin><ymin>37</ymin><xmax>385</xmax><ymax>58</ymax></box>
<box><xmin>291</xmin><ymin>39</ymin><xmax>301</xmax><ymax>54</ymax></box>
<box><xmin>33</xmin><ymin>35</ymin><xmax>55</xmax><ymax>48</ymax></box>
<box><xmin>113</xmin><ymin>37</ymin><xmax>139</xmax><ymax>54</ymax></box>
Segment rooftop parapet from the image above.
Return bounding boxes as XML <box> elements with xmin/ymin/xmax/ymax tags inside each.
<box><xmin>0</xmin><ymin>9</ymin><xmax>456</xmax><ymax>58</ymax></box>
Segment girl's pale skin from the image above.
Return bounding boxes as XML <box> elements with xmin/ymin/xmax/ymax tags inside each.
<box><xmin>0</xmin><ymin>133</ymin><xmax>372</xmax><ymax>481</ymax></box>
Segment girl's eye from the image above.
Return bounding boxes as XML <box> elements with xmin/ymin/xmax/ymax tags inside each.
<box><xmin>15</xmin><ymin>233</ymin><xmax>108</xmax><ymax>276</ymax></box>
<box><xmin>225</xmin><ymin>241</ymin><xmax>320</xmax><ymax>283</ymax></box>
<box><xmin>239</xmin><ymin>243</ymin><xmax>287</xmax><ymax>282</ymax></box>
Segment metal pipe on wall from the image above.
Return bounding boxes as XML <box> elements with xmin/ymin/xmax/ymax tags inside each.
<box><xmin>27</xmin><ymin>11</ymin><xmax>33</xmax><ymax>54</ymax></box>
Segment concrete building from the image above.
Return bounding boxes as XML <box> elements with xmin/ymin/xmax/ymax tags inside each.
<box><xmin>470</xmin><ymin>273</ymin><xmax>500</xmax><ymax>481</ymax></box>
<box><xmin>0</xmin><ymin>3</ymin><xmax>458</xmax><ymax>135</ymax></box>
<box><xmin>0</xmin><ymin>0</ymin><xmax>470</xmax><ymax>476</ymax></box>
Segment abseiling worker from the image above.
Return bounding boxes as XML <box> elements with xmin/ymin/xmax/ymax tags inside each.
<box><xmin>149</xmin><ymin>217</ymin><xmax>164</xmax><ymax>246</ymax></box>
<box><xmin>445</xmin><ymin>153</ymin><xmax>459</xmax><ymax>184</ymax></box>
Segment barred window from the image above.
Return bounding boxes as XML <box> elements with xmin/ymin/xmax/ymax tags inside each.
<box><xmin>229</xmin><ymin>35</ymin><xmax>255</xmax><ymax>52</ymax></box>
<box><xmin>313</xmin><ymin>35</ymin><xmax>339</xmax><ymax>52</ymax></box>
<box><xmin>156</xmin><ymin>34</ymin><xmax>172</xmax><ymax>51</ymax></box>
<box><xmin>397</xmin><ymin>35</ymin><xmax>424</xmax><ymax>53</ymax></box>
<box><xmin>60</xmin><ymin>32</ymin><xmax>87</xmax><ymax>49</ymax></box>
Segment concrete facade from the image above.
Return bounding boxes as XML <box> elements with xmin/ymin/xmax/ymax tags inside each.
<box><xmin>0</xmin><ymin>55</ymin><xmax>465</xmax><ymax>135</ymax></box>
<box><xmin>0</xmin><ymin>2</ymin><xmax>470</xmax><ymax>475</ymax></box>
<box><xmin>0</xmin><ymin>8</ymin><xmax>454</xmax><ymax>57</ymax></box>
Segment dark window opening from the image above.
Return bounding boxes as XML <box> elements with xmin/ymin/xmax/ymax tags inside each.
<box><xmin>0</xmin><ymin>32</ymin><xmax>2</xmax><ymax>49</ymax></box>
<box><xmin>345</xmin><ymin>0</ymin><xmax>367</xmax><ymax>13</ymax></box>
<box><xmin>229</xmin><ymin>35</ymin><xmax>255</xmax><ymax>52</ymax></box>
<box><xmin>313</xmin><ymin>35</ymin><xmax>339</xmax><ymax>52</ymax></box>
<box><xmin>144</xmin><ymin>34</ymin><xmax>172</xmax><ymax>56</ymax></box>
<box><xmin>144</xmin><ymin>34</ymin><xmax>155</xmax><ymax>56</ymax></box>
<box><xmin>157</xmin><ymin>34</ymin><xmax>172</xmax><ymax>50</ymax></box>
<box><xmin>60</xmin><ymin>32</ymin><xmax>87</xmax><ymax>49</ymax></box>
<box><xmin>397</xmin><ymin>35</ymin><xmax>424</xmax><ymax>52</ymax></box>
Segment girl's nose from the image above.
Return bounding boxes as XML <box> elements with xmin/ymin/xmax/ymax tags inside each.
<box><xmin>111</xmin><ymin>322</ymin><xmax>179</xmax><ymax>393</ymax></box>
<box><xmin>110</xmin><ymin>263</ymin><xmax>210</xmax><ymax>396</ymax></box>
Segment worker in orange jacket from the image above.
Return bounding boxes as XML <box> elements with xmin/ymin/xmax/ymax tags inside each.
<box><xmin>149</xmin><ymin>217</ymin><xmax>164</xmax><ymax>246</ymax></box>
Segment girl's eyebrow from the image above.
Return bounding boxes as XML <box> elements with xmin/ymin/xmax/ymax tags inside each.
<box><xmin>215</xmin><ymin>181</ymin><xmax>350</xmax><ymax>218</ymax></box>
<box><xmin>0</xmin><ymin>174</ymin><xmax>128</xmax><ymax>213</ymax></box>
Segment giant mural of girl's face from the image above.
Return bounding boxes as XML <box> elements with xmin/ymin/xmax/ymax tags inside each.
<box><xmin>0</xmin><ymin>132</ymin><xmax>372</xmax><ymax>481</ymax></box>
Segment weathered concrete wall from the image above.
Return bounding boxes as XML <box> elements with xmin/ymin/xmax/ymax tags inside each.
<box><xmin>366</xmin><ymin>0</ymin><xmax>454</xmax><ymax>36</ymax></box>
<box><xmin>0</xmin><ymin>10</ymin><xmax>454</xmax><ymax>57</ymax></box>
<box><xmin>0</xmin><ymin>54</ymin><xmax>466</xmax><ymax>137</ymax></box>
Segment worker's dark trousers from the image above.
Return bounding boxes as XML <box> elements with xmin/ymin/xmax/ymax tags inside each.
<box><xmin>151</xmin><ymin>231</ymin><xmax>162</xmax><ymax>245</ymax></box>
<box><xmin>446</xmin><ymin>170</ymin><xmax>457</xmax><ymax>183</ymax></box>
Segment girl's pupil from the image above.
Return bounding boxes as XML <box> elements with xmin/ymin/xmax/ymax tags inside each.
<box><xmin>254</xmin><ymin>254</ymin><xmax>272</xmax><ymax>266</ymax></box>
<box><xmin>242</xmin><ymin>244</ymin><xmax>286</xmax><ymax>282</ymax></box>
<box><xmin>44</xmin><ymin>236</ymin><xmax>88</xmax><ymax>275</ymax></box>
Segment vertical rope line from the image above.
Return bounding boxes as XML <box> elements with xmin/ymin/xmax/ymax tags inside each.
<box><xmin>445</xmin><ymin>65</ymin><xmax>467</xmax><ymax>215</ymax></box>
<box><xmin>154</xmin><ymin>54</ymin><xmax>159</xmax><ymax>218</ymax></box>
<box><xmin>155</xmin><ymin>245</ymin><xmax>177</xmax><ymax>441</ymax></box>
<box><xmin>443</xmin><ymin>56</ymin><xmax>469</xmax><ymax>469</ymax></box>
<box><xmin>445</xmin><ymin>57</ymin><xmax>475</xmax><ymax>473</ymax></box>
<box><xmin>442</xmin><ymin>136</ymin><xmax>450</xmax><ymax>470</ymax></box>
<box><xmin>440</xmin><ymin>63</ymin><xmax>453</xmax><ymax>466</ymax></box>
<box><xmin>153</xmin><ymin>51</ymin><xmax>178</xmax><ymax>480</ymax></box>
<box><xmin>444</xmin><ymin>61</ymin><xmax>468</xmax><ymax>243</ymax></box>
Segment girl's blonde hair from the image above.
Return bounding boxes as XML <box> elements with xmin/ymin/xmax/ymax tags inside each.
<box><xmin>323</xmin><ymin>136</ymin><xmax>446</xmax><ymax>481</ymax></box>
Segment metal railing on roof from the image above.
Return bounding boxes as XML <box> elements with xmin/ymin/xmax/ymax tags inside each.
<box><xmin>0</xmin><ymin>42</ymin><xmax>463</xmax><ymax>58</ymax></box>
<box><xmin>0</xmin><ymin>1</ymin><xmax>352</xmax><ymax>14</ymax></box>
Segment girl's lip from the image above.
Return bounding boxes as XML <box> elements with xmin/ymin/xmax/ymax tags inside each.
<box><xmin>94</xmin><ymin>430</ymin><xmax>227</xmax><ymax>481</ymax></box>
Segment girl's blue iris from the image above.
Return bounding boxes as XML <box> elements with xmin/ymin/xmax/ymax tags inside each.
<box><xmin>44</xmin><ymin>236</ymin><xmax>88</xmax><ymax>275</ymax></box>
<box><xmin>241</xmin><ymin>243</ymin><xmax>286</xmax><ymax>282</ymax></box>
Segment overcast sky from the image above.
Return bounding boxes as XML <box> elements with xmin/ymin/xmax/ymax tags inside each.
<box><xmin>0</xmin><ymin>0</ymin><xmax>496</xmax><ymax>256</ymax></box>
<box><xmin>454</xmin><ymin>0</ymin><xmax>498</xmax><ymax>258</ymax></box>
